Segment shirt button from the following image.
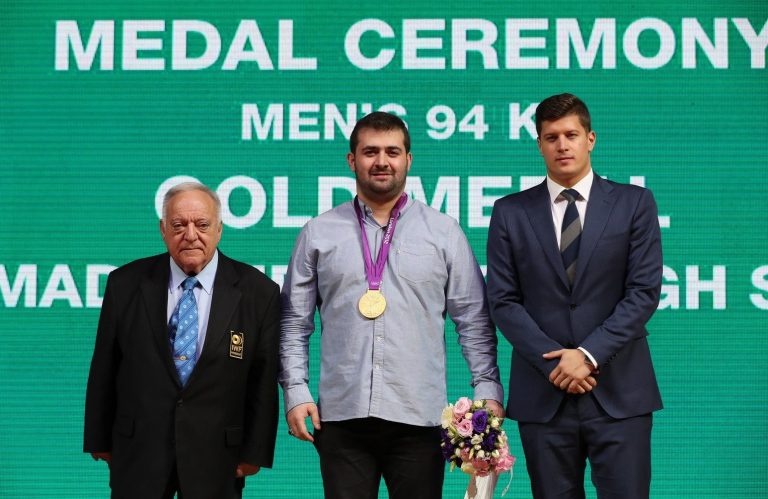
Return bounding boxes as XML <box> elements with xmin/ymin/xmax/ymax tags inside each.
<box><xmin>376</xmin><ymin>337</ymin><xmax>383</xmax><ymax>342</ymax></box>
<box><xmin>375</xmin><ymin>364</ymin><xmax>381</xmax><ymax>370</ymax></box>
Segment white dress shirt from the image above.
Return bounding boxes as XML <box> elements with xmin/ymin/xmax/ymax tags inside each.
<box><xmin>545</xmin><ymin>171</ymin><xmax>598</xmax><ymax>368</ymax></box>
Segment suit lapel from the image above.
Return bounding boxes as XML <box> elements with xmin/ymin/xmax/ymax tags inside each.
<box><xmin>573</xmin><ymin>175</ymin><xmax>616</xmax><ymax>292</ymax></box>
<box><xmin>140</xmin><ymin>254</ymin><xmax>181</xmax><ymax>386</ymax></box>
<box><xmin>192</xmin><ymin>253</ymin><xmax>242</xmax><ymax>374</ymax></box>
<box><xmin>524</xmin><ymin>182</ymin><xmax>571</xmax><ymax>289</ymax></box>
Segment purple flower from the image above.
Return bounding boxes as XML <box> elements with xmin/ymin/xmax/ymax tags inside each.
<box><xmin>440</xmin><ymin>431</ymin><xmax>456</xmax><ymax>461</ymax></box>
<box><xmin>482</xmin><ymin>432</ymin><xmax>497</xmax><ymax>451</ymax></box>
<box><xmin>472</xmin><ymin>410</ymin><xmax>488</xmax><ymax>433</ymax></box>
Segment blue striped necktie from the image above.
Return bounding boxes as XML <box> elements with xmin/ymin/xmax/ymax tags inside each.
<box><xmin>560</xmin><ymin>189</ymin><xmax>582</xmax><ymax>285</ymax></box>
<box><xmin>169</xmin><ymin>276</ymin><xmax>199</xmax><ymax>386</ymax></box>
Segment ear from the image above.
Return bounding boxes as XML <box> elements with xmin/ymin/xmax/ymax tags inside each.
<box><xmin>347</xmin><ymin>152</ymin><xmax>356</xmax><ymax>172</ymax></box>
<box><xmin>536</xmin><ymin>136</ymin><xmax>543</xmax><ymax>156</ymax></box>
<box><xmin>159</xmin><ymin>219</ymin><xmax>166</xmax><ymax>238</ymax></box>
<box><xmin>587</xmin><ymin>130</ymin><xmax>596</xmax><ymax>152</ymax></box>
<box><xmin>405</xmin><ymin>152</ymin><xmax>412</xmax><ymax>173</ymax></box>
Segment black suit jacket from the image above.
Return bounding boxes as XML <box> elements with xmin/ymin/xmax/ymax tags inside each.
<box><xmin>487</xmin><ymin>175</ymin><xmax>663</xmax><ymax>423</ymax></box>
<box><xmin>84</xmin><ymin>252</ymin><xmax>280</xmax><ymax>498</ymax></box>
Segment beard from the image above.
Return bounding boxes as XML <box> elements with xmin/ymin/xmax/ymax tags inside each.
<box><xmin>354</xmin><ymin>166</ymin><xmax>406</xmax><ymax>201</ymax></box>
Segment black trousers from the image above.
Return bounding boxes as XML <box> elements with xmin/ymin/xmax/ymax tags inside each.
<box><xmin>158</xmin><ymin>462</ymin><xmax>243</xmax><ymax>499</ymax></box>
<box><xmin>518</xmin><ymin>393</ymin><xmax>653</xmax><ymax>499</ymax></box>
<box><xmin>313</xmin><ymin>417</ymin><xmax>444</xmax><ymax>499</ymax></box>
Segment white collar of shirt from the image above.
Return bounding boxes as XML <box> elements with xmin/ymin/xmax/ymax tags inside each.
<box><xmin>547</xmin><ymin>169</ymin><xmax>593</xmax><ymax>245</ymax></box>
<box><xmin>355</xmin><ymin>195</ymin><xmax>413</xmax><ymax>227</ymax></box>
<box><xmin>169</xmin><ymin>249</ymin><xmax>218</xmax><ymax>295</ymax></box>
<box><xmin>546</xmin><ymin>169</ymin><xmax>594</xmax><ymax>205</ymax></box>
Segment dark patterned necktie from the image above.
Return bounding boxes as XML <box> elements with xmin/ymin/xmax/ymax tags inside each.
<box><xmin>169</xmin><ymin>276</ymin><xmax>199</xmax><ymax>386</ymax></box>
<box><xmin>560</xmin><ymin>189</ymin><xmax>581</xmax><ymax>285</ymax></box>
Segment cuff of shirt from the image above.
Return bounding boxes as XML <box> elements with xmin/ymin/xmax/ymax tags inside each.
<box><xmin>577</xmin><ymin>347</ymin><xmax>598</xmax><ymax>369</ymax></box>
<box><xmin>473</xmin><ymin>381</ymin><xmax>504</xmax><ymax>406</ymax></box>
<box><xmin>282</xmin><ymin>384</ymin><xmax>315</xmax><ymax>415</ymax></box>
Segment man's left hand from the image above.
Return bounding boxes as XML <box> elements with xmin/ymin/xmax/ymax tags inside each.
<box><xmin>484</xmin><ymin>399</ymin><xmax>505</xmax><ymax>420</ymax></box>
<box><xmin>543</xmin><ymin>348</ymin><xmax>593</xmax><ymax>390</ymax></box>
<box><xmin>235</xmin><ymin>463</ymin><xmax>260</xmax><ymax>478</ymax></box>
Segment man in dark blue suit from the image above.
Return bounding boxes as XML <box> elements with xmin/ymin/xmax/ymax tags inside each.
<box><xmin>486</xmin><ymin>93</ymin><xmax>663</xmax><ymax>499</ymax></box>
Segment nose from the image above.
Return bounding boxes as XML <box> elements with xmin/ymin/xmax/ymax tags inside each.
<box><xmin>556</xmin><ymin>136</ymin><xmax>568</xmax><ymax>151</ymax></box>
<box><xmin>183</xmin><ymin>222</ymin><xmax>198</xmax><ymax>241</ymax></box>
<box><xmin>374</xmin><ymin>151</ymin><xmax>389</xmax><ymax>167</ymax></box>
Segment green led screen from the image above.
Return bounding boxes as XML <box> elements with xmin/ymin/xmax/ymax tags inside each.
<box><xmin>1</xmin><ymin>1</ymin><xmax>767</xmax><ymax>497</ymax></box>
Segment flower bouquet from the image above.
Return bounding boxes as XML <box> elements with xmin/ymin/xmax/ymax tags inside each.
<box><xmin>441</xmin><ymin>397</ymin><xmax>515</xmax><ymax>499</ymax></box>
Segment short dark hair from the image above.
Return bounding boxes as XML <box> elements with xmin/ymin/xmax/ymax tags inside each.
<box><xmin>349</xmin><ymin>112</ymin><xmax>411</xmax><ymax>153</ymax></box>
<box><xmin>535</xmin><ymin>93</ymin><xmax>592</xmax><ymax>135</ymax></box>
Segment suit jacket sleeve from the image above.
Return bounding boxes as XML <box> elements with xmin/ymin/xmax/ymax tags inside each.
<box><xmin>83</xmin><ymin>271</ymin><xmax>120</xmax><ymax>452</ymax></box>
<box><xmin>579</xmin><ymin>188</ymin><xmax>663</xmax><ymax>364</ymax></box>
<box><xmin>486</xmin><ymin>201</ymin><xmax>563</xmax><ymax>377</ymax></box>
<box><xmin>240</xmin><ymin>280</ymin><xmax>281</xmax><ymax>468</ymax></box>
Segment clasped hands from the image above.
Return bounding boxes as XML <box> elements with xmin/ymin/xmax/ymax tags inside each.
<box><xmin>543</xmin><ymin>348</ymin><xmax>599</xmax><ymax>395</ymax></box>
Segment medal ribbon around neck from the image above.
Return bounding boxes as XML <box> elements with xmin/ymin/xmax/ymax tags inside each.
<box><xmin>353</xmin><ymin>193</ymin><xmax>408</xmax><ymax>319</ymax></box>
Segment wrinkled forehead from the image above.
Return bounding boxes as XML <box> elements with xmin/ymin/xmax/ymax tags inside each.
<box><xmin>165</xmin><ymin>191</ymin><xmax>218</xmax><ymax>219</ymax></box>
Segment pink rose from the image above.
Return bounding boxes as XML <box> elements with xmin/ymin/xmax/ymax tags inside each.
<box><xmin>454</xmin><ymin>397</ymin><xmax>472</xmax><ymax>418</ymax></box>
<box><xmin>456</xmin><ymin>418</ymin><xmax>473</xmax><ymax>437</ymax></box>
<box><xmin>495</xmin><ymin>446</ymin><xmax>516</xmax><ymax>472</ymax></box>
<box><xmin>472</xmin><ymin>458</ymin><xmax>491</xmax><ymax>477</ymax></box>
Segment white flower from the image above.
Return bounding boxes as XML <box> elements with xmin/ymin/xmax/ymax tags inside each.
<box><xmin>441</xmin><ymin>405</ymin><xmax>455</xmax><ymax>429</ymax></box>
<box><xmin>471</xmin><ymin>434</ymin><xmax>483</xmax><ymax>445</ymax></box>
<box><xmin>477</xmin><ymin>450</ymin><xmax>486</xmax><ymax>459</ymax></box>
<box><xmin>472</xmin><ymin>400</ymin><xmax>484</xmax><ymax>409</ymax></box>
<box><xmin>490</xmin><ymin>418</ymin><xmax>500</xmax><ymax>429</ymax></box>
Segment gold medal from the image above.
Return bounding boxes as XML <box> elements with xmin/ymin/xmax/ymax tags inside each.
<box><xmin>358</xmin><ymin>289</ymin><xmax>387</xmax><ymax>319</ymax></box>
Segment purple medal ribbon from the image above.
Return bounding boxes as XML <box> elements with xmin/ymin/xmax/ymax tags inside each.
<box><xmin>353</xmin><ymin>193</ymin><xmax>408</xmax><ymax>290</ymax></box>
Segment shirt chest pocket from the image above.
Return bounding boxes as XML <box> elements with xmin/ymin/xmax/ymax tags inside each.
<box><xmin>396</xmin><ymin>243</ymin><xmax>441</xmax><ymax>283</ymax></box>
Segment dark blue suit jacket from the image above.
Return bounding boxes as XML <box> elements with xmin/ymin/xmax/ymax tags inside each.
<box><xmin>487</xmin><ymin>175</ymin><xmax>663</xmax><ymax>423</ymax></box>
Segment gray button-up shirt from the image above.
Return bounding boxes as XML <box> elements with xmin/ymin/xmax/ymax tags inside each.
<box><xmin>279</xmin><ymin>197</ymin><xmax>503</xmax><ymax>427</ymax></box>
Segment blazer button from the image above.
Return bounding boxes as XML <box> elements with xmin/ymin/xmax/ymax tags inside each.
<box><xmin>569</xmin><ymin>303</ymin><xmax>577</xmax><ymax>310</ymax></box>
<box><xmin>176</xmin><ymin>399</ymin><xmax>183</xmax><ymax>407</ymax></box>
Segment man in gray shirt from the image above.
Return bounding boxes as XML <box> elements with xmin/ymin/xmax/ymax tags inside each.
<box><xmin>279</xmin><ymin>112</ymin><xmax>504</xmax><ymax>499</ymax></box>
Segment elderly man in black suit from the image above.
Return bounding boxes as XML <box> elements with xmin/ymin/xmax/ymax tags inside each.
<box><xmin>84</xmin><ymin>182</ymin><xmax>280</xmax><ymax>498</ymax></box>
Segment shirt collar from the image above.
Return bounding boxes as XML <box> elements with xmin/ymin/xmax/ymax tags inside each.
<box><xmin>546</xmin><ymin>169</ymin><xmax>594</xmax><ymax>204</ymax></box>
<box><xmin>355</xmin><ymin>194</ymin><xmax>413</xmax><ymax>224</ymax></box>
<box><xmin>169</xmin><ymin>250</ymin><xmax>218</xmax><ymax>295</ymax></box>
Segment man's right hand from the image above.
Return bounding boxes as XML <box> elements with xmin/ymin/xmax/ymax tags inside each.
<box><xmin>566</xmin><ymin>375</ymin><xmax>598</xmax><ymax>394</ymax></box>
<box><xmin>90</xmin><ymin>452</ymin><xmax>112</xmax><ymax>464</ymax></box>
<box><xmin>286</xmin><ymin>403</ymin><xmax>321</xmax><ymax>443</ymax></box>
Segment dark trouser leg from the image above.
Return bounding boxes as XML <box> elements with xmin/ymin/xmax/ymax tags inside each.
<box><xmin>518</xmin><ymin>397</ymin><xmax>586</xmax><ymax>499</ymax></box>
<box><xmin>519</xmin><ymin>394</ymin><xmax>653</xmax><ymax>499</ymax></box>
<box><xmin>379</xmin><ymin>421</ymin><xmax>444</xmax><ymax>499</ymax></box>
<box><xmin>314</xmin><ymin>419</ymin><xmax>381</xmax><ymax>499</ymax></box>
<box><xmin>314</xmin><ymin>418</ymin><xmax>444</xmax><ymax>499</ymax></box>
<box><xmin>579</xmin><ymin>395</ymin><xmax>652</xmax><ymax>499</ymax></box>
